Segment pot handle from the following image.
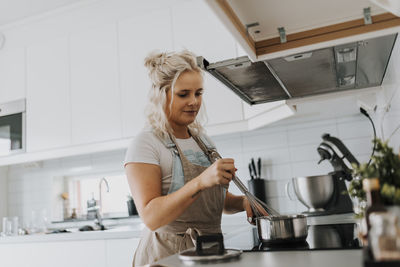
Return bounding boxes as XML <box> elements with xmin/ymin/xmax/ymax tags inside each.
<box><xmin>285</xmin><ymin>180</ymin><xmax>296</xmax><ymax>201</ymax></box>
<box><xmin>196</xmin><ymin>234</ymin><xmax>225</xmax><ymax>256</ymax></box>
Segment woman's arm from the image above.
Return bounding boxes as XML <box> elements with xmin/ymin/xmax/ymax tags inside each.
<box><xmin>224</xmin><ymin>191</ymin><xmax>270</xmax><ymax>224</ymax></box>
<box><xmin>126</xmin><ymin>158</ymin><xmax>235</xmax><ymax>231</ymax></box>
<box><xmin>126</xmin><ymin>163</ymin><xmax>202</xmax><ymax>230</ymax></box>
<box><xmin>224</xmin><ymin>191</ymin><xmax>256</xmax><ymax>224</ymax></box>
<box><xmin>223</xmin><ymin>191</ymin><xmax>246</xmax><ymax>214</ymax></box>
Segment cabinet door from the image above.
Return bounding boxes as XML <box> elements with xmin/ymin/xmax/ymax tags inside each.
<box><xmin>0</xmin><ymin>47</ymin><xmax>25</xmax><ymax>103</ymax></box>
<box><xmin>118</xmin><ymin>9</ymin><xmax>173</xmax><ymax>138</ymax></box>
<box><xmin>26</xmin><ymin>37</ymin><xmax>71</xmax><ymax>152</ymax></box>
<box><xmin>243</xmin><ymin>101</ymin><xmax>287</xmax><ymax>119</ymax></box>
<box><xmin>70</xmin><ymin>23</ymin><xmax>121</xmax><ymax>145</ymax></box>
<box><xmin>171</xmin><ymin>0</ymin><xmax>243</xmax><ymax>126</ymax></box>
<box><xmin>0</xmin><ymin>240</ymin><xmax>107</xmax><ymax>267</ymax></box>
<box><xmin>106</xmin><ymin>238</ymin><xmax>140</xmax><ymax>267</ymax></box>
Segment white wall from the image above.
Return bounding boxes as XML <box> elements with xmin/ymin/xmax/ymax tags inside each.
<box><xmin>213</xmin><ymin>111</ymin><xmax>375</xmax><ymax>214</ymax></box>
<box><xmin>0</xmin><ymin>167</ymin><xmax>8</xmax><ymax>220</ymax></box>
<box><xmin>378</xmin><ymin>33</ymin><xmax>400</xmax><ymax>151</ymax></box>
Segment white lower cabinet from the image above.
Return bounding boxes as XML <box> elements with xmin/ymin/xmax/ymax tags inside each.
<box><xmin>106</xmin><ymin>238</ymin><xmax>140</xmax><ymax>266</ymax></box>
<box><xmin>0</xmin><ymin>240</ymin><xmax>106</xmax><ymax>267</ymax></box>
<box><xmin>0</xmin><ymin>238</ymin><xmax>140</xmax><ymax>267</ymax></box>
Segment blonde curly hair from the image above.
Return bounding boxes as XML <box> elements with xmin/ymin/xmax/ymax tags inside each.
<box><xmin>144</xmin><ymin>50</ymin><xmax>206</xmax><ymax>140</ymax></box>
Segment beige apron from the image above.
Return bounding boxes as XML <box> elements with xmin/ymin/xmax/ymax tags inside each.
<box><xmin>132</xmin><ymin>133</ymin><xmax>226</xmax><ymax>266</ymax></box>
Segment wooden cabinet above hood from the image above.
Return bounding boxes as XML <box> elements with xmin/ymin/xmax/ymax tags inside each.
<box><xmin>206</xmin><ymin>0</ymin><xmax>400</xmax><ymax>61</ymax></box>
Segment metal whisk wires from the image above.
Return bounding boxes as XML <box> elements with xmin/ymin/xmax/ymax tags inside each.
<box><xmin>232</xmin><ymin>174</ymin><xmax>280</xmax><ymax>217</ymax></box>
<box><xmin>208</xmin><ymin>150</ymin><xmax>280</xmax><ymax>218</ymax></box>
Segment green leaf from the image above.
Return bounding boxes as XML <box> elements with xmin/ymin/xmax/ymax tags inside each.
<box><xmin>349</xmin><ymin>138</ymin><xmax>400</xmax><ymax>206</ymax></box>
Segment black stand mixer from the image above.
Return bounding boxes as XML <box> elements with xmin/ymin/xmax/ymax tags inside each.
<box><xmin>316</xmin><ymin>133</ymin><xmax>360</xmax><ymax>215</ymax></box>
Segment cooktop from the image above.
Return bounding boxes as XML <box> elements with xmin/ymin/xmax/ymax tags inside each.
<box><xmin>225</xmin><ymin>223</ymin><xmax>362</xmax><ymax>252</ymax></box>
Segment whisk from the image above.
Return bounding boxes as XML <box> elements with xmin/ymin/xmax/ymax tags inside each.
<box><xmin>209</xmin><ymin>151</ymin><xmax>280</xmax><ymax>219</ymax></box>
<box><xmin>231</xmin><ymin>173</ymin><xmax>280</xmax><ymax>218</ymax></box>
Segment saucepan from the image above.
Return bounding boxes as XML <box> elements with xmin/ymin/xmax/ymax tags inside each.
<box><xmin>208</xmin><ymin>150</ymin><xmax>308</xmax><ymax>244</ymax></box>
<box><xmin>256</xmin><ymin>214</ymin><xmax>308</xmax><ymax>244</ymax></box>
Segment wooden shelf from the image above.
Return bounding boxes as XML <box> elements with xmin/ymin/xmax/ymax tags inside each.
<box><xmin>256</xmin><ymin>13</ymin><xmax>400</xmax><ymax>55</ymax></box>
<box><xmin>213</xmin><ymin>0</ymin><xmax>400</xmax><ymax>58</ymax></box>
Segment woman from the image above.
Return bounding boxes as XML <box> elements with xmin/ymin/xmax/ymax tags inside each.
<box><xmin>124</xmin><ymin>50</ymin><xmax>253</xmax><ymax>266</ymax></box>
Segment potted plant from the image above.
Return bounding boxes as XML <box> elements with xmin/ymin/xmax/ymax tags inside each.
<box><xmin>348</xmin><ymin>138</ymin><xmax>400</xmax><ymax>216</ymax></box>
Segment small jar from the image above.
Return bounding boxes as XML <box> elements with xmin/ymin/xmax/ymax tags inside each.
<box><xmin>369</xmin><ymin>212</ymin><xmax>400</xmax><ymax>261</ymax></box>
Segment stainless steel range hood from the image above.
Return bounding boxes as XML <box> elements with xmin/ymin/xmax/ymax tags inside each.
<box><xmin>197</xmin><ymin>33</ymin><xmax>397</xmax><ymax>105</ymax></box>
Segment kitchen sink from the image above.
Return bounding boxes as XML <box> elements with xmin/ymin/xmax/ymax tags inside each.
<box><xmin>78</xmin><ymin>225</ymin><xmax>105</xmax><ymax>231</ymax></box>
<box><xmin>46</xmin><ymin>222</ymin><xmax>143</xmax><ymax>234</ymax></box>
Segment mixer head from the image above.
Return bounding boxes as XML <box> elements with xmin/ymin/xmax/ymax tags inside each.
<box><xmin>317</xmin><ymin>133</ymin><xmax>359</xmax><ymax>180</ymax></box>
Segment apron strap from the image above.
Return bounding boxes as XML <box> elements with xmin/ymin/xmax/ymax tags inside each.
<box><xmin>178</xmin><ymin>227</ymin><xmax>201</xmax><ymax>251</ymax></box>
<box><xmin>197</xmin><ymin>134</ymin><xmax>216</xmax><ymax>150</ymax></box>
<box><xmin>191</xmin><ymin>134</ymin><xmax>221</xmax><ymax>164</ymax></box>
<box><xmin>152</xmin><ymin>130</ymin><xmax>179</xmax><ymax>159</ymax></box>
<box><xmin>153</xmin><ymin>131</ymin><xmax>176</xmax><ymax>149</ymax></box>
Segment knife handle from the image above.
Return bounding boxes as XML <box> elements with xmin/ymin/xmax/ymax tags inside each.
<box><xmin>248</xmin><ymin>163</ymin><xmax>254</xmax><ymax>180</ymax></box>
<box><xmin>251</xmin><ymin>158</ymin><xmax>257</xmax><ymax>179</ymax></box>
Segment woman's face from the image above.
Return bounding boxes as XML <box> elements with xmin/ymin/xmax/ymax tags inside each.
<box><xmin>165</xmin><ymin>70</ymin><xmax>203</xmax><ymax>128</ymax></box>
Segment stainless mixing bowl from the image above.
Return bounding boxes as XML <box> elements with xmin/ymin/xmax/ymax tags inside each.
<box><xmin>292</xmin><ymin>175</ymin><xmax>334</xmax><ymax>212</ymax></box>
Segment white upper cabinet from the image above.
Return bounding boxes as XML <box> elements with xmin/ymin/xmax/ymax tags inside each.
<box><xmin>171</xmin><ymin>0</ymin><xmax>244</xmax><ymax>126</ymax></box>
<box><xmin>70</xmin><ymin>23</ymin><xmax>122</xmax><ymax>145</ymax></box>
<box><xmin>202</xmin><ymin>74</ymin><xmax>244</xmax><ymax>126</ymax></box>
<box><xmin>172</xmin><ymin>0</ymin><xmax>236</xmax><ymax>62</ymax></box>
<box><xmin>118</xmin><ymin>8</ymin><xmax>174</xmax><ymax>138</ymax></box>
<box><xmin>0</xmin><ymin>47</ymin><xmax>25</xmax><ymax>103</ymax></box>
<box><xmin>26</xmin><ymin>37</ymin><xmax>71</xmax><ymax>152</ymax></box>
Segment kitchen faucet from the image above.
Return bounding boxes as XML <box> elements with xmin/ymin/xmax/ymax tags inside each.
<box><xmin>90</xmin><ymin>177</ymin><xmax>110</xmax><ymax>230</ymax></box>
<box><xmin>99</xmin><ymin>177</ymin><xmax>110</xmax><ymax>214</ymax></box>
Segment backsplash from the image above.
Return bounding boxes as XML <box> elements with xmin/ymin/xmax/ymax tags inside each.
<box><xmin>5</xmin><ymin>151</ymin><xmax>126</xmax><ymax>225</ymax></box>
<box><xmin>212</xmin><ymin>113</ymin><xmax>375</xmax><ymax>214</ymax></box>
<box><xmin>4</xmin><ymin>111</ymin><xmax>389</xmax><ymax>225</ymax></box>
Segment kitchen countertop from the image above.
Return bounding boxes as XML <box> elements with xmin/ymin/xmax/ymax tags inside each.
<box><xmin>0</xmin><ymin>225</ymin><xmax>144</xmax><ymax>244</ymax></box>
<box><xmin>156</xmin><ymin>213</ymin><xmax>361</xmax><ymax>267</ymax></box>
<box><xmin>0</xmin><ymin>213</ymin><xmax>247</xmax><ymax>244</ymax></box>
<box><xmin>0</xmin><ymin>213</ymin><xmax>357</xmax><ymax>245</ymax></box>
<box><xmin>157</xmin><ymin>249</ymin><xmax>363</xmax><ymax>267</ymax></box>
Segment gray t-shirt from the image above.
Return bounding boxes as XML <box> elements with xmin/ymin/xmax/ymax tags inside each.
<box><xmin>124</xmin><ymin>130</ymin><xmax>214</xmax><ymax>195</ymax></box>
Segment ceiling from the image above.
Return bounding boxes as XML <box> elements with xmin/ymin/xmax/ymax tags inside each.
<box><xmin>0</xmin><ymin>0</ymin><xmax>86</xmax><ymax>27</ymax></box>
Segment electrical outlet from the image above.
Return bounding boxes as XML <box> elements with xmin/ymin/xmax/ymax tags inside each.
<box><xmin>21</xmin><ymin>161</ymin><xmax>43</xmax><ymax>169</ymax></box>
<box><xmin>357</xmin><ymin>93</ymin><xmax>377</xmax><ymax>113</ymax></box>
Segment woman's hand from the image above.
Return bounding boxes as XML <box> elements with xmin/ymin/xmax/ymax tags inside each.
<box><xmin>243</xmin><ymin>197</ymin><xmax>256</xmax><ymax>225</ymax></box>
<box><xmin>242</xmin><ymin>196</ymin><xmax>269</xmax><ymax>225</ymax></box>
<box><xmin>198</xmin><ymin>158</ymin><xmax>236</xmax><ymax>189</ymax></box>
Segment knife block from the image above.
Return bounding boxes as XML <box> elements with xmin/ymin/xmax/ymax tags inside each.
<box><xmin>248</xmin><ymin>179</ymin><xmax>267</xmax><ymax>203</ymax></box>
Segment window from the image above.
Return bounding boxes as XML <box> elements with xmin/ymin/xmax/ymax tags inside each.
<box><xmin>65</xmin><ymin>172</ymin><xmax>131</xmax><ymax>219</ymax></box>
